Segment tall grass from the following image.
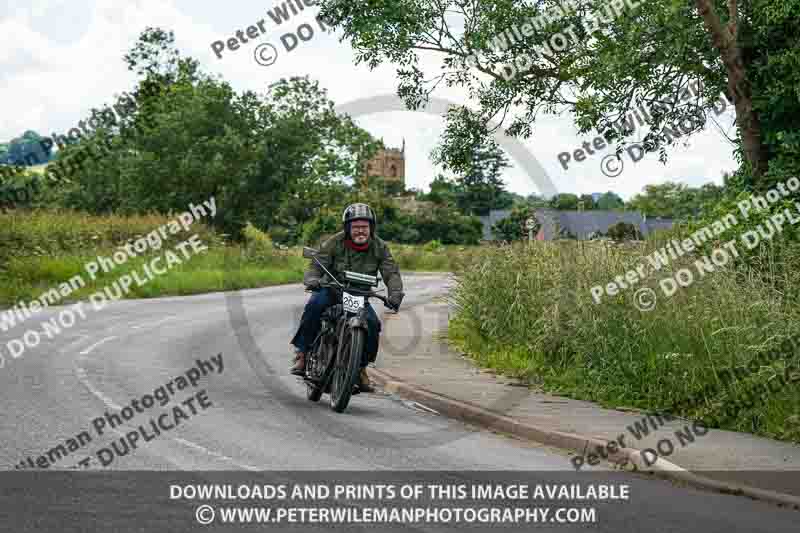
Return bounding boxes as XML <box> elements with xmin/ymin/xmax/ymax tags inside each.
<box><xmin>0</xmin><ymin>208</ymin><xmax>220</xmax><ymax>265</ymax></box>
<box><xmin>448</xmin><ymin>239</ymin><xmax>800</xmax><ymax>443</ymax></box>
<box><xmin>0</xmin><ymin>210</ymin><xmax>305</xmax><ymax>304</ymax></box>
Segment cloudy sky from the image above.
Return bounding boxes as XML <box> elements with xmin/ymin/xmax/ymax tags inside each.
<box><xmin>1</xmin><ymin>0</ymin><xmax>739</xmax><ymax>200</ymax></box>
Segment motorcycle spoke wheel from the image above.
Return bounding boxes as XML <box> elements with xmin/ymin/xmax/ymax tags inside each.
<box><xmin>330</xmin><ymin>327</ymin><xmax>364</xmax><ymax>413</ymax></box>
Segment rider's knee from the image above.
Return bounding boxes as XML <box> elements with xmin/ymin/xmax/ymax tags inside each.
<box><xmin>308</xmin><ymin>290</ymin><xmax>330</xmax><ymax>311</ymax></box>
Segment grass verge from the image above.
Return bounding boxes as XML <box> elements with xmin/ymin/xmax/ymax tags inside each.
<box><xmin>447</xmin><ymin>240</ymin><xmax>800</xmax><ymax>443</ymax></box>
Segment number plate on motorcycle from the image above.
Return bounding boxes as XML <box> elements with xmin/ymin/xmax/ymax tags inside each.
<box><xmin>342</xmin><ymin>292</ymin><xmax>364</xmax><ymax>313</ymax></box>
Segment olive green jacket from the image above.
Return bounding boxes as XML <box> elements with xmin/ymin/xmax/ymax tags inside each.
<box><xmin>304</xmin><ymin>231</ymin><xmax>404</xmax><ymax>298</ymax></box>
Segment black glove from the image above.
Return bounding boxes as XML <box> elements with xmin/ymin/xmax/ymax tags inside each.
<box><xmin>305</xmin><ymin>279</ymin><xmax>321</xmax><ymax>291</ymax></box>
<box><xmin>387</xmin><ymin>292</ymin><xmax>404</xmax><ymax>311</ymax></box>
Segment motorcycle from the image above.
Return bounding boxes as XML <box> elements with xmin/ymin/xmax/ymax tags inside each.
<box><xmin>300</xmin><ymin>246</ymin><xmax>398</xmax><ymax>413</ymax></box>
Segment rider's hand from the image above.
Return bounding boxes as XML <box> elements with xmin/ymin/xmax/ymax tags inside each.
<box><xmin>387</xmin><ymin>292</ymin><xmax>404</xmax><ymax>311</ymax></box>
<box><xmin>305</xmin><ymin>279</ymin><xmax>321</xmax><ymax>291</ymax></box>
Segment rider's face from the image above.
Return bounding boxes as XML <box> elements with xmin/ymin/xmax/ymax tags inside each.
<box><xmin>350</xmin><ymin>221</ymin><xmax>370</xmax><ymax>244</ymax></box>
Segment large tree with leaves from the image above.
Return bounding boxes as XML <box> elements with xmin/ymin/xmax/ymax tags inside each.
<box><xmin>318</xmin><ymin>0</ymin><xmax>800</xmax><ymax>190</ymax></box>
<box><xmin>433</xmin><ymin>139</ymin><xmax>511</xmax><ymax>215</ymax></box>
<box><xmin>627</xmin><ymin>181</ymin><xmax>724</xmax><ymax>218</ymax></box>
<box><xmin>59</xmin><ymin>28</ymin><xmax>379</xmax><ymax>237</ymax></box>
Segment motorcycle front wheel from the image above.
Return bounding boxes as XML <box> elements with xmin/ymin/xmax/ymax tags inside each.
<box><xmin>329</xmin><ymin>326</ymin><xmax>364</xmax><ymax>413</ymax></box>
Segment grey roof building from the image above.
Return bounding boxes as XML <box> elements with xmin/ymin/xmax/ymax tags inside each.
<box><xmin>479</xmin><ymin>208</ymin><xmax>674</xmax><ymax>241</ymax></box>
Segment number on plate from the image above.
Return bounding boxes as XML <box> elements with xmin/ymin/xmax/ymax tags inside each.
<box><xmin>342</xmin><ymin>292</ymin><xmax>364</xmax><ymax>313</ymax></box>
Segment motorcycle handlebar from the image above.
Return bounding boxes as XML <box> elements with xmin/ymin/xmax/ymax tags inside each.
<box><xmin>308</xmin><ymin>282</ymin><xmax>397</xmax><ymax>311</ymax></box>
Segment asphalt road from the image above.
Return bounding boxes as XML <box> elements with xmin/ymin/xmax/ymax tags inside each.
<box><xmin>0</xmin><ymin>274</ymin><xmax>797</xmax><ymax>532</ymax></box>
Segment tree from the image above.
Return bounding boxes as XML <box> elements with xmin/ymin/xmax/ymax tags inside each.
<box><xmin>578</xmin><ymin>194</ymin><xmax>596</xmax><ymax>210</ymax></box>
<box><xmin>0</xmin><ymin>131</ymin><xmax>52</xmax><ymax>166</ymax></box>
<box><xmin>424</xmin><ymin>173</ymin><xmax>459</xmax><ymax>205</ymax></box>
<box><xmin>432</xmin><ymin>139</ymin><xmax>511</xmax><ymax>216</ymax></box>
<box><xmin>549</xmin><ymin>193</ymin><xmax>579</xmax><ymax>210</ymax></box>
<box><xmin>61</xmin><ymin>28</ymin><xmax>378</xmax><ymax>238</ymax></box>
<box><xmin>526</xmin><ymin>193</ymin><xmax>550</xmax><ymax>208</ymax></box>
<box><xmin>317</xmin><ymin>0</ymin><xmax>800</xmax><ymax>190</ymax></box>
<box><xmin>628</xmin><ymin>182</ymin><xmax>684</xmax><ymax>217</ymax></box>
<box><xmin>596</xmin><ymin>192</ymin><xmax>624</xmax><ymax>210</ymax></box>
<box><xmin>628</xmin><ymin>181</ymin><xmax>725</xmax><ymax>218</ymax></box>
<box><xmin>410</xmin><ymin>204</ymin><xmax>483</xmax><ymax>244</ymax></box>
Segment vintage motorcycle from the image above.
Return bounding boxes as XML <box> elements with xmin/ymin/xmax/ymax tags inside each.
<box><xmin>300</xmin><ymin>246</ymin><xmax>398</xmax><ymax>413</ymax></box>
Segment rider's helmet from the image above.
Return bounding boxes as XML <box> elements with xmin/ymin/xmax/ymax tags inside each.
<box><xmin>342</xmin><ymin>203</ymin><xmax>376</xmax><ymax>239</ymax></box>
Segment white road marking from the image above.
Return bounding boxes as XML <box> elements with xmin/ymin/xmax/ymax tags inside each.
<box><xmin>73</xmin><ymin>361</ymin><xmax>258</xmax><ymax>471</ymax></box>
<box><xmin>74</xmin><ymin>365</ymin><xmax>123</xmax><ymax>410</ymax></box>
<box><xmin>173</xmin><ymin>438</ymin><xmax>259</xmax><ymax>471</ymax></box>
<box><xmin>79</xmin><ymin>336</ymin><xmax>117</xmax><ymax>355</ymax></box>
<box><xmin>131</xmin><ymin>316</ymin><xmax>176</xmax><ymax>330</ymax></box>
<box><xmin>409</xmin><ymin>401</ymin><xmax>440</xmax><ymax>415</ymax></box>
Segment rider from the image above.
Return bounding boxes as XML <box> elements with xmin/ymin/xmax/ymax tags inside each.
<box><xmin>290</xmin><ymin>203</ymin><xmax>405</xmax><ymax>392</ymax></box>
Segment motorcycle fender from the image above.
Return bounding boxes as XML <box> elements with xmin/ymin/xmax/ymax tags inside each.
<box><xmin>348</xmin><ymin>316</ymin><xmax>366</xmax><ymax>330</ymax></box>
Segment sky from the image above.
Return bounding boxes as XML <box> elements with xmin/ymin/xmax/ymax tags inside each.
<box><xmin>0</xmin><ymin>0</ymin><xmax>740</xmax><ymax>200</ymax></box>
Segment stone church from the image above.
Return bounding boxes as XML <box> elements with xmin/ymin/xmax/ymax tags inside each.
<box><xmin>361</xmin><ymin>139</ymin><xmax>405</xmax><ymax>192</ymax></box>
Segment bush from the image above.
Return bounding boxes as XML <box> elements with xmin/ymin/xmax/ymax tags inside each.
<box><xmin>492</xmin><ymin>205</ymin><xmax>539</xmax><ymax>241</ymax></box>
<box><xmin>243</xmin><ymin>221</ymin><xmax>273</xmax><ymax>254</ymax></box>
<box><xmin>606</xmin><ymin>221</ymin><xmax>642</xmax><ymax>241</ymax></box>
<box><xmin>300</xmin><ymin>213</ymin><xmax>339</xmax><ymax>245</ymax></box>
<box><xmin>267</xmin><ymin>225</ymin><xmax>293</xmax><ymax>245</ymax></box>
<box><xmin>389</xmin><ymin>242</ymin><xmax>478</xmax><ymax>271</ymax></box>
<box><xmin>423</xmin><ymin>239</ymin><xmax>444</xmax><ymax>252</ymax></box>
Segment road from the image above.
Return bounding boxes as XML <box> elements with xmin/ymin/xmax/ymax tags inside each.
<box><xmin>0</xmin><ymin>274</ymin><xmax>797</xmax><ymax>532</ymax></box>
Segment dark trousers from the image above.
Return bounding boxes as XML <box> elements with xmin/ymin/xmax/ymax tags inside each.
<box><xmin>291</xmin><ymin>288</ymin><xmax>381</xmax><ymax>366</ymax></box>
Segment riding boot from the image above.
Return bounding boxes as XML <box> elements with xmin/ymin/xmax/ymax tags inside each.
<box><xmin>290</xmin><ymin>352</ymin><xmax>306</xmax><ymax>376</ymax></box>
<box><xmin>358</xmin><ymin>368</ymin><xmax>375</xmax><ymax>393</ymax></box>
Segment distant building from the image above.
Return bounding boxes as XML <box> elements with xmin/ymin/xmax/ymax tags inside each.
<box><xmin>478</xmin><ymin>208</ymin><xmax>674</xmax><ymax>241</ymax></box>
<box><xmin>361</xmin><ymin>139</ymin><xmax>405</xmax><ymax>192</ymax></box>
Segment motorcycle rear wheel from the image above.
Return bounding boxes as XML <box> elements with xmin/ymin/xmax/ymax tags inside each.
<box><xmin>306</xmin><ymin>337</ymin><xmax>332</xmax><ymax>402</ymax></box>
